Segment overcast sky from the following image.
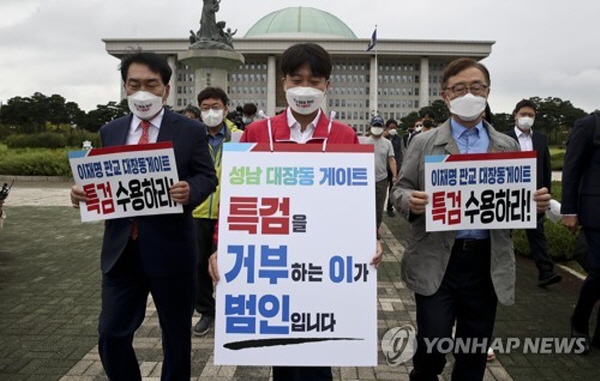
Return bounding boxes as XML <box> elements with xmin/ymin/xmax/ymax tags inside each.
<box><xmin>1</xmin><ymin>0</ymin><xmax>598</xmax><ymax>115</ymax></box>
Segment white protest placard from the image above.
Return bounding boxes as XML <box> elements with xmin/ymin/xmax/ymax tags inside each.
<box><xmin>215</xmin><ymin>143</ymin><xmax>378</xmax><ymax>366</ymax></box>
<box><xmin>68</xmin><ymin>142</ymin><xmax>182</xmax><ymax>222</ymax></box>
<box><xmin>424</xmin><ymin>151</ymin><xmax>537</xmax><ymax>232</ymax></box>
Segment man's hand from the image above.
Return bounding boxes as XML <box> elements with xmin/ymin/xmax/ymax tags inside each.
<box><xmin>370</xmin><ymin>239</ymin><xmax>383</xmax><ymax>268</ymax></box>
<box><xmin>561</xmin><ymin>215</ymin><xmax>579</xmax><ymax>234</ymax></box>
<box><xmin>409</xmin><ymin>191</ymin><xmax>428</xmax><ymax>215</ymax></box>
<box><xmin>208</xmin><ymin>251</ymin><xmax>220</xmax><ymax>283</ymax></box>
<box><xmin>533</xmin><ymin>187</ymin><xmax>551</xmax><ymax>213</ymax></box>
<box><xmin>70</xmin><ymin>185</ymin><xmax>88</xmax><ymax>209</ymax></box>
<box><xmin>170</xmin><ymin>181</ymin><xmax>190</xmax><ymax>205</ymax></box>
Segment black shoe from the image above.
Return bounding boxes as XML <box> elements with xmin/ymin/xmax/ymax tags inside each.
<box><xmin>538</xmin><ymin>272</ymin><xmax>562</xmax><ymax>288</ymax></box>
<box><xmin>386</xmin><ymin>209</ymin><xmax>395</xmax><ymax>217</ymax></box>
<box><xmin>193</xmin><ymin>314</ymin><xmax>214</xmax><ymax>337</ymax></box>
<box><xmin>571</xmin><ymin>316</ymin><xmax>590</xmax><ymax>355</ymax></box>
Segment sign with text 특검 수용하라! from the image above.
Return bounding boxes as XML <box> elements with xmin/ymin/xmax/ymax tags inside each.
<box><xmin>424</xmin><ymin>151</ymin><xmax>538</xmax><ymax>232</ymax></box>
<box><xmin>68</xmin><ymin>142</ymin><xmax>182</xmax><ymax>222</ymax></box>
<box><xmin>214</xmin><ymin>143</ymin><xmax>378</xmax><ymax>366</ymax></box>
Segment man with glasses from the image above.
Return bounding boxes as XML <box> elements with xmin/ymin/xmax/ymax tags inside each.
<box><xmin>392</xmin><ymin>57</ymin><xmax>550</xmax><ymax>381</ymax></box>
<box><xmin>192</xmin><ymin>87</ymin><xmax>240</xmax><ymax>336</ymax></box>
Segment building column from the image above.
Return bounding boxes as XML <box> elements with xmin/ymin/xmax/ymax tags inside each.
<box><xmin>369</xmin><ymin>56</ymin><xmax>378</xmax><ymax>120</ymax></box>
<box><xmin>419</xmin><ymin>56</ymin><xmax>430</xmax><ymax>109</ymax></box>
<box><xmin>167</xmin><ymin>55</ymin><xmax>177</xmax><ymax>108</ymax></box>
<box><xmin>267</xmin><ymin>55</ymin><xmax>277</xmax><ymax>116</ymax></box>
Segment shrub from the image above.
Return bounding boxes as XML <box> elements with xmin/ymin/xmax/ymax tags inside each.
<box><xmin>5</xmin><ymin>133</ymin><xmax>66</xmax><ymax>149</ymax></box>
<box><xmin>550</xmin><ymin>151</ymin><xmax>565</xmax><ymax>171</ymax></box>
<box><xmin>512</xmin><ymin>218</ymin><xmax>576</xmax><ymax>261</ymax></box>
<box><xmin>0</xmin><ymin>148</ymin><xmax>72</xmax><ymax>177</ymax></box>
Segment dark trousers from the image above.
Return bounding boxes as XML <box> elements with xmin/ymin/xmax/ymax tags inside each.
<box><xmin>386</xmin><ymin>168</ymin><xmax>394</xmax><ymax>211</ymax></box>
<box><xmin>572</xmin><ymin>228</ymin><xmax>600</xmax><ymax>333</ymax></box>
<box><xmin>375</xmin><ymin>179</ymin><xmax>388</xmax><ymax>229</ymax></box>
<box><xmin>98</xmin><ymin>241</ymin><xmax>195</xmax><ymax>381</ymax></box>
<box><xmin>410</xmin><ymin>239</ymin><xmax>497</xmax><ymax>381</ymax></box>
<box><xmin>195</xmin><ymin>218</ymin><xmax>216</xmax><ymax>316</ymax></box>
<box><xmin>525</xmin><ymin>216</ymin><xmax>554</xmax><ymax>277</ymax></box>
<box><xmin>273</xmin><ymin>366</ymin><xmax>332</xmax><ymax>381</ymax></box>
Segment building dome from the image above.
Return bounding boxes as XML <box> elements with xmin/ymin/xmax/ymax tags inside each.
<box><xmin>244</xmin><ymin>7</ymin><xmax>357</xmax><ymax>39</ymax></box>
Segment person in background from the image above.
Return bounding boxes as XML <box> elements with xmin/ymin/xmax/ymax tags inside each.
<box><xmin>420</xmin><ymin>110</ymin><xmax>437</xmax><ymax>132</ymax></box>
<box><xmin>192</xmin><ymin>86</ymin><xmax>240</xmax><ymax>337</ymax></box>
<box><xmin>180</xmin><ymin>105</ymin><xmax>201</xmax><ymax>120</ymax></box>
<box><xmin>384</xmin><ymin>118</ymin><xmax>403</xmax><ymax>217</ymax></box>
<box><xmin>242</xmin><ymin>102</ymin><xmax>258</xmax><ymax>126</ymax></box>
<box><xmin>561</xmin><ymin>110</ymin><xmax>600</xmax><ymax>354</ymax></box>
<box><xmin>507</xmin><ymin>99</ymin><xmax>561</xmax><ymax>287</ymax></box>
<box><xmin>0</xmin><ymin>199</ymin><xmax>5</xmax><ymax>228</ymax></box>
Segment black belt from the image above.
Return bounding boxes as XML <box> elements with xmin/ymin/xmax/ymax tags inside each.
<box><xmin>453</xmin><ymin>238</ymin><xmax>491</xmax><ymax>252</ymax></box>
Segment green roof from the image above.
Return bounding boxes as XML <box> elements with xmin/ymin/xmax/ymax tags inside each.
<box><xmin>244</xmin><ymin>7</ymin><xmax>357</xmax><ymax>39</ymax></box>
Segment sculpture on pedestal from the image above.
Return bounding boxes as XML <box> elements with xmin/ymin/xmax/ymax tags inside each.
<box><xmin>189</xmin><ymin>0</ymin><xmax>236</xmax><ymax>50</ymax></box>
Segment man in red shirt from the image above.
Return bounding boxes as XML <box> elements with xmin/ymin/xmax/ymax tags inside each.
<box><xmin>211</xmin><ymin>42</ymin><xmax>382</xmax><ymax>381</ymax></box>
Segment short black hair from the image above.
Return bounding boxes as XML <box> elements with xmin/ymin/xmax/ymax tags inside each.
<box><xmin>385</xmin><ymin>119</ymin><xmax>398</xmax><ymax>128</ymax></box>
<box><xmin>243</xmin><ymin>103</ymin><xmax>257</xmax><ymax>116</ymax></box>
<box><xmin>513</xmin><ymin>99</ymin><xmax>537</xmax><ymax>116</ymax></box>
<box><xmin>280</xmin><ymin>43</ymin><xmax>332</xmax><ymax>79</ymax></box>
<box><xmin>120</xmin><ymin>52</ymin><xmax>172</xmax><ymax>85</ymax></box>
<box><xmin>197</xmin><ymin>87</ymin><xmax>229</xmax><ymax>106</ymax></box>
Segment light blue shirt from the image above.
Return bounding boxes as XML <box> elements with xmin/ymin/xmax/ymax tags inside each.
<box><xmin>450</xmin><ymin>118</ymin><xmax>490</xmax><ymax>240</ymax></box>
<box><xmin>207</xmin><ymin>125</ymin><xmax>226</xmax><ymax>152</ymax></box>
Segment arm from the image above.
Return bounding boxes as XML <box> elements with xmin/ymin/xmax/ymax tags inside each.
<box><xmin>179</xmin><ymin>126</ymin><xmax>218</xmax><ymax>208</ymax></box>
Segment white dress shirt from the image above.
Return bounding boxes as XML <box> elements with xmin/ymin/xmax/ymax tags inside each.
<box><xmin>286</xmin><ymin>108</ymin><xmax>320</xmax><ymax>143</ymax></box>
<box><xmin>127</xmin><ymin>109</ymin><xmax>165</xmax><ymax>145</ymax></box>
<box><xmin>514</xmin><ymin>125</ymin><xmax>533</xmax><ymax>152</ymax></box>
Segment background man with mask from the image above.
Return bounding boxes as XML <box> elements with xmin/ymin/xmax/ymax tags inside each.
<box><xmin>421</xmin><ymin>110</ymin><xmax>437</xmax><ymax>132</ymax></box>
<box><xmin>368</xmin><ymin>116</ymin><xmax>398</xmax><ymax>229</ymax></box>
<box><xmin>507</xmin><ymin>99</ymin><xmax>561</xmax><ymax>287</ymax></box>
<box><xmin>210</xmin><ymin>42</ymin><xmax>383</xmax><ymax>381</ymax></box>
<box><xmin>392</xmin><ymin>57</ymin><xmax>550</xmax><ymax>381</ymax></box>
<box><xmin>69</xmin><ymin>52</ymin><xmax>217</xmax><ymax>381</ymax></box>
<box><xmin>384</xmin><ymin>118</ymin><xmax>403</xmax><ymax>216</ymax></box>
<box><xmin>192</xmin><ymin>87</ymin><xmax>240</xmax><ymax>336</ymax></box>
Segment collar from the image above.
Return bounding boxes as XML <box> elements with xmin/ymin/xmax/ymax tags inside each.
<box><xmin>132</xmin><ymin>108</ymin><xmax>165</xmax><ymax>131</ymax></box>
<box><xmin>450</xmin><ymin>117</ymin><xmax>484</xmax><ymax>141</ymax></box>
<box><xmin>207</xmin><ymin>124</ymin><xmax>226</xmax><ymax>138</ymax></box>
<box><xmin>286</xmin><ymin>107</ymin><xmax>321</xmax><ymax>133</ymax></box>
<box><xmin>514</xmin><ymin>125</ymin><xmax>533</xmax><ymax>138</ymax></box>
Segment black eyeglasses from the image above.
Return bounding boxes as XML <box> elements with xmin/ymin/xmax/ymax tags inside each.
<box><xmin>445</xmin><ymin>83</ymin><xmax>489</xmax><ymax>97</ymax></box>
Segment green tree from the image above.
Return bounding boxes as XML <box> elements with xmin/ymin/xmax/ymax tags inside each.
<box><xmin>529</xmin><ymin>97</ymin><xmax>587</xmax><ymax>145</ymax></box>
<box><xmin>420</xmin><ymin>99</ymin><xmax>449</xmax><ymax>125</ymax></box>
<box><xmin>81</xmin><ymin>100</ymin><xmax>129</xmax><ymax>132</ymax></box>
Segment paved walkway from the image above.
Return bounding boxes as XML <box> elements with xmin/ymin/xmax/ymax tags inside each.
<box><xmin>0</xmin><ymin>182</ymin><xmax>598</xmax><ymax>380</ymax></box>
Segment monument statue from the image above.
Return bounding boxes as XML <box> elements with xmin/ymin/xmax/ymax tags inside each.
<box><xmin>190</xmin><ymin>0</ymin><xmax>235</xmax><ymax>50</ymax></box>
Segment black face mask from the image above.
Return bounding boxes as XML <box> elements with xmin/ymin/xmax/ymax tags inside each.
<box><xmin>423</xmin><ymin>120</ymin><xmax>434</xmax><ymax>128</ymax></box>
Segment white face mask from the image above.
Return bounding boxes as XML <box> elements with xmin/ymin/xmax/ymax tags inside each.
<box><xmin>201</xmin><ymin>109</ymin><xmax>224</xmax><ymax>127</ymax></box>
<box><xmin>370</xmin><ymin>127</ymin><xmax>384</xmax><ymax>136</ymax></box>
<box><xmin>285</xmin><ymin>86</ymin><xmax>325</xmax><ymax>115</ymax></box>
<box><xmin>448</xmin><ymin>93</ymin><xmax>487</xmax><ymax>122</ymax></box>
<box><xmin>517</xmin><ymin>116</ymin><xmax>534</xmax><ymax>130</ymax></box>
<box><xmin>388</xmin><ymin>129</ymin><xmax>398</xmax><ymax>136</ymax></box>
<box><xmin>414</xmin><ymin>126</ymin><xmax>422</xmax><ymax>133</ymax></box>
<box><xmin>127</xmin><ymin>91</ymin><xmax>164</xmax><ymax>120</ymax></box>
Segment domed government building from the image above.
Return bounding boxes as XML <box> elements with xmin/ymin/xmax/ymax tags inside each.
<box><xmin>104</xmin><ymin>6</ymin><xmax>493</xmax><ymax>133</ymax></box>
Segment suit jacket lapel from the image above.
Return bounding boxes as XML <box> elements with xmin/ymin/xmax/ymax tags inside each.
<box><xmin>157</xmin><ymin>109</ymin><xmax>179</xmax><ymax>142</ymax></box>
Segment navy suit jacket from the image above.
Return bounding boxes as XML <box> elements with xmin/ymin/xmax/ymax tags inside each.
<box><xmin>561</xmin><ymin>113</ymin><xmax>600</xmax><ymax>228</ymax></box>
<box><xmin>99</xmin><ymin>109</ymin><xmax>217</xmax><ymax>276</ymax></box>
<box><xmin>507</xmin><ymin>128</ymin><xmax>552</xmax><ymax>193</ymax></box>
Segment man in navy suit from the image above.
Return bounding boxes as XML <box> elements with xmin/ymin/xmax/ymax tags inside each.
<box><xmin>562</xmin><ymin>111</ymin><xmax>600</xmax><ymax>353</ymax></box>
<box><xmin>70</xmin><ymin>52</ymin><xmax>217</xmax><ymax>380</ymax></box>
<box><xmin>507</xmin><ymin>99</ymin><xmax>561</xmax><ymax>287</ymax></box>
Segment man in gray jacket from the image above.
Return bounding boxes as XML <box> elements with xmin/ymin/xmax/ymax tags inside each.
<box><xmin>392</xmin><ymin>57</ymin><xmax>550</xmax><ymax>381</ymax></box>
